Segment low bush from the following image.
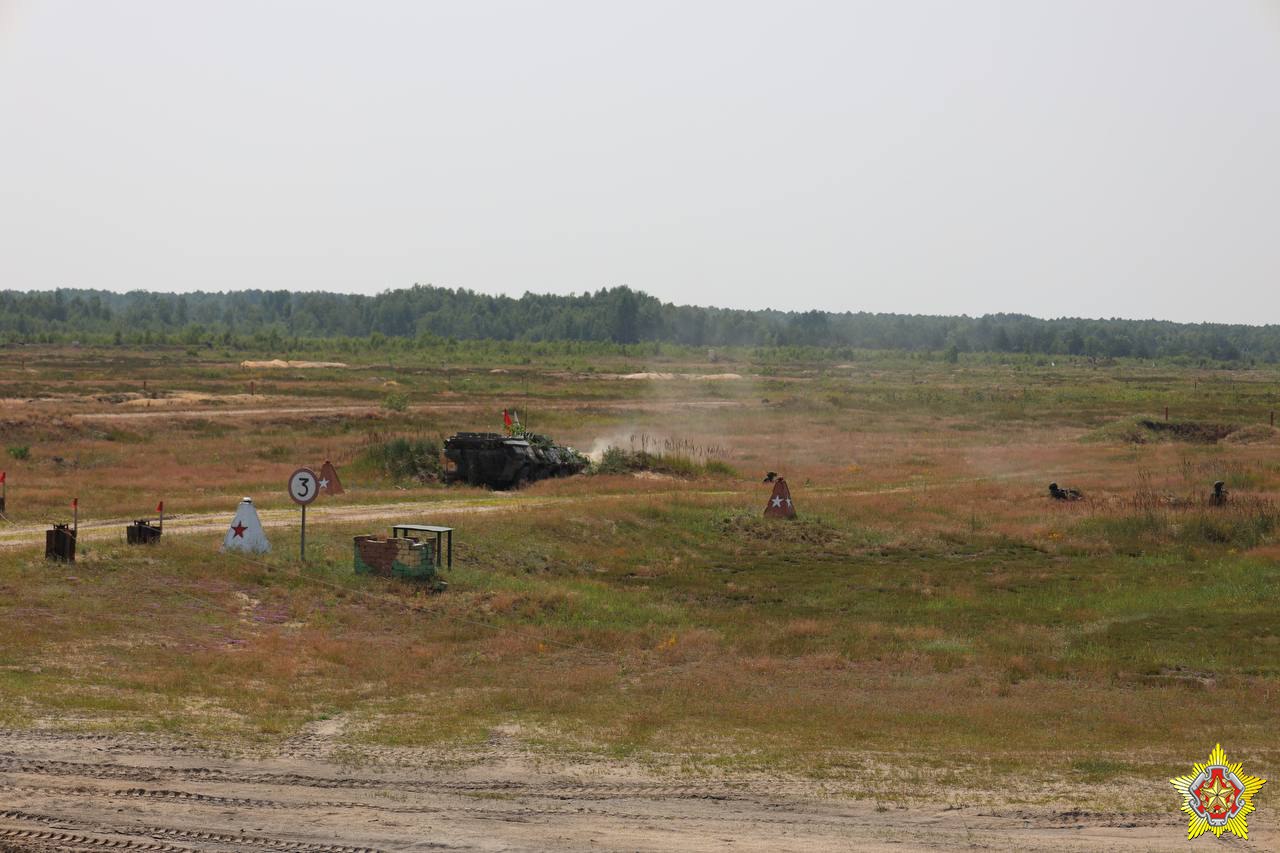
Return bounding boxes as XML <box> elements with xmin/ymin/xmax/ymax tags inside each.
<box><xmin>592</xmin><ymin>447</ymin><xmax>737</xmax><ymax>479</ymax></box>
<box><xmin>358</xmin><ymin>436</ymin><xmax>443</xmax><ymax>483</ymax></box>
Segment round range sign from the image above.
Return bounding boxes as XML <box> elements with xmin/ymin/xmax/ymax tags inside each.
<box><xmin>287</xmin><ymin>467</ymin><xmax>320</xmax><ymax>506</ymax></box>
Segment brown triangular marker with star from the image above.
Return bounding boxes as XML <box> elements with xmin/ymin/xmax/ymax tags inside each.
<box><xmin>319</xmin><ymin>460</ymin><xmax>344</xmax><ymax>495</ymax></box>
<box><xmin>763</xmin><ymin>477</ymin><xmax>796</xmax><ymax>519</ymax></box>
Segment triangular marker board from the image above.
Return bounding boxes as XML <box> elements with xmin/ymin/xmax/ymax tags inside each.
<box><xmin>763</xmin><ymin>477</ymin><xmax>797</xmax><ymax>519</ymax></box>
<box><xmin>222</xmin><ymin>497</ymin><xmax>270</xmax><ymax>553</ymax></box>
<box><xmin>319</xmin><ymin>460</ymin><xmax>344</xmax><ymax>495</ymax></box>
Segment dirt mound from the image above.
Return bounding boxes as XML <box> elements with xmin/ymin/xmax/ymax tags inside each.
<box><xmin>1223</xmin><ymin>424</ymin><xmax>1280</xmax><ymax>445</ymax></box>
<box><xmin>240</xmin><ymin>359</ymin><xmax>349</xmax><ymax>369</ymax></box>
<box><xmin>1136</xmin><ymin>419</ymin><xmax>1235</xmax><ymax>443</ymax></box>
<box><xmin>716</xmin><ymin>511</ymin><xmax>839</xmax><ymax>546</ymax></box>
<box><xmin>1087</xmin><ymin>417</ymin><xmax>1239</xmax><ymax>445</ymax></box>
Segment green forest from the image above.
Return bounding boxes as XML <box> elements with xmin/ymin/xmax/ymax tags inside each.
<box><xmin>0</xmin><ymin>285</ymin><xmax>1271</xmax><ymax>363</ymax></box>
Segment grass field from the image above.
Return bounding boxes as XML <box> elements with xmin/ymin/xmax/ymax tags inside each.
<box><xmin>1</xmin><ymin>345</ymin><xmax>1278</xmax><ymax>815</ymax></box>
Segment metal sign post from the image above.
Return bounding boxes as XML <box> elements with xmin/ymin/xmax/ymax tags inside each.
<box><xmin>287</xmin><ymin>467</ymin><xmax>319</xmax><ymax>561</ymax></box>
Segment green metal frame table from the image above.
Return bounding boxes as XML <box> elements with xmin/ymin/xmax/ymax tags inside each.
<box><xmin>390</xmin><ymin>524</ymin><xmax>453</xmax><ymax>570</ymax></box>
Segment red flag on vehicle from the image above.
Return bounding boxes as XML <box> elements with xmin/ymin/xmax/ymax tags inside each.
<box><xmin>0</xmin><ymin>471</ymin><xmax>5</xmax><ymax>484</ymax></box>
<box><xmin>72</xmin><ymin>497</ymin><xmax>78</xmax><ymax>510</ymax></box>
<box><xmin>503</xmin><ymin>409</ymin><xmax>512</xmax><ymax>429</ymax></box>
<box><xmin>156</xmin><ymin>501</ymin><xmax>164</xmax><ymax>514</ymax></box>
<box><xmin>763</xmin><ymin>477</ymin><xmax>796</xmax><ymax>519</ymax></box>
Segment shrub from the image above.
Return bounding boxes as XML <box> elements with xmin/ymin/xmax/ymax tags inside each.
<box><xmin>382</xmin><ymin>392</ymin><xmax>409</xmax><ymax>412</ymax></box>
<box><xmin>704</xmin><ymin>459</ymin><xmax>738</xmax><ymax>477</ymax></box>
<box><xmin>591</xmin><ymin>447</ymin><xmax>737</xmax><ymax>479</ymax></box>
<box><xmin>596</xmin><ymin>446</ymin><xmax>633</xmax><ymax>475</ymax></box>
<box><xmin>359</xmin><ymin>436</ymin><xmax>442</xmax><ymax>483</ymax></box>
<box><xmin>6</xmin><ymin>445</ymin><xmax>30</xmax><ymax>460</ymax></box>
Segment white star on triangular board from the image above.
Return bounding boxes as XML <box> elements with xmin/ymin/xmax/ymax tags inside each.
<box><xmin>771</xmin><ymin>496</ymin><xmax>783</xmax><ymax>507</ymax></box>
<box><xmin>319</xmin><ymin>478</ymin><xmax>329</xmax><ymax>490</ymax></box>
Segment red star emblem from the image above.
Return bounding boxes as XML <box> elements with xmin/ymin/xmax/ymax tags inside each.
<box><xmin>231</xmin><ymin>522</ymin><xmax>247</xmax><ymax>538</ymax></box>
<box><xmin>1194</xmin><ymin>769</ymin><xmax>1242</xmax><ymax>821</ymax></box>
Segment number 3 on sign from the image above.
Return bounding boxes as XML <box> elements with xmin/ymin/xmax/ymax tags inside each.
<box><xmin>288</xmin><ymin>467</ymin><xmax>319</xmax><ymax>506</ymax></box>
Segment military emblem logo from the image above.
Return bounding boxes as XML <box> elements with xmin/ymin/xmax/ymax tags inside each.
<box><xmin>1170</xmin><ymin>744</ymin><xmax>1266</xmax><ymax>840</ymax></box>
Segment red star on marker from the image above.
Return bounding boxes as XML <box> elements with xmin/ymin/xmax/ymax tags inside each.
<box><xmin>231</xmin><ymin>522</ymin><xmax>247</xmax><ymax>538</ymax></box>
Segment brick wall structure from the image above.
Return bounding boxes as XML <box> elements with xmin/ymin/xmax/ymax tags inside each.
<box><xmin>353</xmin><ymin>535</ymin><xmax>436</xmax><ymax>581</ymax></box>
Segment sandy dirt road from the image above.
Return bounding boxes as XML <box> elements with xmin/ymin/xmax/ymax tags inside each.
<box><xmin>0</xmin><ymin>727</ymin><xmax>1229</xmax><ymax>852</ymax></box>
<box><xmin>0</xmin><ymin>497</ymin><xmax>547</xmax><ymax>551</ymax></box>
<box><xmin>67</xmin><ymin>400</ymin><xmax>743</xmax><ymax>423</ymax></box>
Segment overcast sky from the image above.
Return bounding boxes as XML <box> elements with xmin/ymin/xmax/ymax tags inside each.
<box><xmin>1</xmin><ymin>1</ymin><xmax>1277</xmax><ymax>323</ymax></box>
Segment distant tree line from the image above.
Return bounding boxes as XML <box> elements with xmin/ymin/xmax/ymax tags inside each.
<box><xmin>0</xmin><ymin>285</ymin><xmax>1273</xmax><ymax>362</ymax></box>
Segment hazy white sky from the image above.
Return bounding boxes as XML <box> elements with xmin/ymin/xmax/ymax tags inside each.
<box><xmin>1</xmin><ymin>1</ymin><xmax>1277</xmax><ymax>322</ymax></box>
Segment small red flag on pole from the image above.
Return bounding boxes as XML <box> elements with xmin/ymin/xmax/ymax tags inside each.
<box><xmin>72</xmin><ymin>497</ymin><xmax>78</xmax><ymax>510</ymax></box>
<box><xmin>156</xmin><ymin>501</ymin><xmax>164</xmax><ymax>514</ymax></box>
<box><xmin>0</xmin><ymin>471</ymin><xmax>5</xmax><ymax>484</ymax></box>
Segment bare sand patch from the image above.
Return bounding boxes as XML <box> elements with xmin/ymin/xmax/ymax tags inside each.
<box><xmin>120</xmin><ymin>391</ymin><xmax>229</xmax><ymax>407</ymax></box>
<box><xmin>618</xmin><ymin>372</ymin><xmax>742</xmax><ymax>380</ymax></box>
<box><xmin>633</xmin><ymin>470</ymin><xmax>676</xmax><ymax>480</ymax></box>
<box><xmin>0</xmin><ymin>728</ymin><xmax>1209</xmax><ymax>852</ymax></box>
<box><xmin>239</xmin><ymin>359</ymin><xmax>349</xmax><ymax>369</ymax></box>
<box><xmin>621</xmin><ymin>371</ymin><xmax>677</xmax><ymax>380</ymax></box>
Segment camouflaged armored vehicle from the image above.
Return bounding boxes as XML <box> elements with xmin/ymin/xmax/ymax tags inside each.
<box><xmin>444</xmin><ymin>429</ymin><xmax>586</xmax><ymax>489</ymax></box>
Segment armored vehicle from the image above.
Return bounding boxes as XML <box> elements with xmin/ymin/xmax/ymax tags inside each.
<box><xmin>444</xmin><ymin>431</ymin><xmax>586</xmax><ymax>489</ymax></box>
